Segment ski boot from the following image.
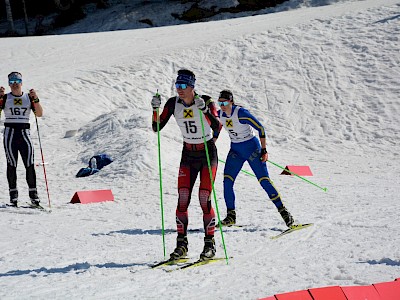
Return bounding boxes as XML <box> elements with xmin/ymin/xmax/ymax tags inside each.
<box><xmin>278</xmin><ymin>206</ymin><xmax>295</xmax><ymax>228</ymax></box>
<box><xmin>29</xmin><ymin>190</ymin><xmax>41</xmax><ymax>206</ymax></box>
<box><xmin>219</xmin><ymin>209</ymin><xmax>236</xmax><ymax>227</ymax></box>
<box><xmin>200</xmin><ymin>236</ymin><xmax>216</xmax><ymax>260</ymax></box>
<box><xmin>170</xmin><ymin>235</ymin><xmax>188</xmax><ymax>260</ymax></box>
<box><xmin>9</xmin><ymin>189</ymin><xmax>18</xmax><ymax>207</ymax></box>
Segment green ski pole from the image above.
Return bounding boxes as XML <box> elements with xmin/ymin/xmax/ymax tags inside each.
<box><xmin>218</xmin><ymin>158</ymin><xmax>327</xmax><ymax>192</ymax></box>
<box><xmin>198</xmin><ymin>107</ymin><xmax>229</xmax><ymax>264</ymax></box>
<box><xmin>218</xmin><ymin>159</ymin><xmax>256</xmax><ymax>178</ymax></box>
<box><xmin>267</xmin><ymin>159</ymin><xmax>327</xmax><ymax>191</ymax></box>
<box><xmin>155</xmin><ymin>90</ymin><xmax>166</xmax><ymax>258</ymax></box>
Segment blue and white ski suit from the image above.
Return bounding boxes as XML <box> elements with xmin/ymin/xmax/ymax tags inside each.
<box><xmin>218</xmin><ymin>105</ymin><xmax>283</xmax><ymax>210</ymax></box>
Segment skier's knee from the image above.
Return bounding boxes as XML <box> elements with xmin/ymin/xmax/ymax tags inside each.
<box><xmin>177</xmin><ymin>188</ymin><xmax>190</xmax><ymax>211</ymax></box>
<box><xmin>199</xmin><ymin>189</ymin><xmax>211</xmax><ymax>212</ymax></box>
<box><xmin>223</xmin><ymin>175</ymin><xmax>235</xmax><ymax>188</ymax></box>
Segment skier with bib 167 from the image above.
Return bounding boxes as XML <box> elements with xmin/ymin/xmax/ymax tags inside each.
<box><xmin>0</xmin><ymin>72</ymin><xmax>43</xmax><ymax>207</ymax></box>
<box><xmin>216</xmin><ymin>89</ymin><xmax>296</xmax><ymax>229</ymax></box>
<box><xmin>151</xmin><ymin>69</ymin><xmax>222</xmax><ymax>260</ymax></box>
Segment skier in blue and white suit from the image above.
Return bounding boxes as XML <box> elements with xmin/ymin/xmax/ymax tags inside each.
<box><xmin>217</xmin><ymin>90</ymin><xmax>295</xmax><ymax>228</ymax></box>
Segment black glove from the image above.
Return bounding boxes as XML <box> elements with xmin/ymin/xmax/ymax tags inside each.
<box><xmin>260</xmin><ymin>148</ymin><xmax>268</xmax><ymax>161</ymax></box>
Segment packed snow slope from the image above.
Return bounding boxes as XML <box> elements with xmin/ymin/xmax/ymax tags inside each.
<box><xmin>0</xmin><ymin>0</ymin><xmax>399</xmax><ymax>299</ymax></box>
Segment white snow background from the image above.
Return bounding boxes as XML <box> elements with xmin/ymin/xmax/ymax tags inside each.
<box><xmin>0</xmin><ymin>0</ymin><xmax>399</xmax><ymax>299</ymax></box>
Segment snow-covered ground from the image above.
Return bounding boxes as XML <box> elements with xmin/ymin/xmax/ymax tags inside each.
<box><xmin>0</xmin><ymin>0</ymin><xmax>399</xmax><ymax>299</ymax></box>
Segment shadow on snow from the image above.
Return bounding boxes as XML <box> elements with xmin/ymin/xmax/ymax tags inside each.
<box><xmin>358</xmin><ymin>258</ymin><xmax>400</xmax><ymax>267</ymax></box>
<box><xmin>373</xmin><ymin>14</ymin><xmax>400</xmax><ymax>24</ymax></box>
<box><xmin>0</xmin><ymin>261</ymin><xmax>148</xmax><ymax>277</ymax></box>
<box><xmin>91</xmin><ymin>226</ymin><xmax>277</xmax><ymax>236</ymax></box>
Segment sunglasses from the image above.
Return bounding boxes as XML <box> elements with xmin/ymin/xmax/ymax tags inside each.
<box><xmin>9</xmin><ymin>79</ymin><xmax>22</xmax><ymax>84</ymax></box>
<box><xmin>175</xmin><ymin>83</ymin><xmax>188</xmax><ymax>90</ymax></box>
<box><xmin>218</xmin><ymin>100</ymin><xmax>231</xmax><ymax>106</ymax></box>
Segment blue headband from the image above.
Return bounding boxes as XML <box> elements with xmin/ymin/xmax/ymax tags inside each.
<box><xmin>176</xmin><ymin>74</ymin><xmax>195</xmax><ymax>88</ymax></box>
<box><xmin>8</xmin><ymin>72</ymin><xmax>22</xmax><ymax>81</ymax></box>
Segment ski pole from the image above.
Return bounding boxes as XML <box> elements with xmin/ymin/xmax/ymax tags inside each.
<box><xmin>198</xmin><ymin>108</ymin><xmax>229</xmax><ymax>264</ymax></box>
<box><xmin>218</xmin><ymin>159</ymin><xmax>256</xmax><ymax>178</ymax></box>
<box><xmin>267</xmin><ymin>159</ymin><xmax>327</xmax><ymax>191</ymax></box>
<box><xmin>33</xmin><ymin>114</ymin><xmax>52</xmax><ymax>208</ymax></box>
<box><xmin>219</xmin><ymin>158</ymin><xmax>327</xmax><ymax>192</ymax></box>
<box><xmin>155</xmin><ymin>90</ymin><xmax>166</xmax><ymax>258</ymax></box>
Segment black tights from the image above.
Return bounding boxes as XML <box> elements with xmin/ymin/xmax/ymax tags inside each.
<box><xmin>7</xmin><ymin>164</ymin><xmax>36</xmax><ymax>190</ymax></box>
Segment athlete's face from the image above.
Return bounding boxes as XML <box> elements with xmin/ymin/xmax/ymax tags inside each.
<box><xmin>9</xmin><ymin>79</ymin><xmax>22</xmax><ymax>93</ymax></box>
<box><xmin>176</xmin><ymin>84</ymin><xmax>194</xmax><ymax>103</ymax></box>
<box><xmin>218</xmin><ymin>98</ymin><xmax>232</xmax><ymax>113</ymax></box>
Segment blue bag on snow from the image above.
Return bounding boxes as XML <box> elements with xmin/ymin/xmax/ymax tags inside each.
<box><xmin>76</xmin><ymin>167</ymin><xmax>99</xmax><ymax>177</ymax></box>
<box><xmin>88</xmin><ymin>154</ymin><xmax>113</xmax><ymax>170</ymax></box>
<box><xmin>75</xmin><ymin>154</ymin><xmax>112</xmax><ymax>177</ymax></box>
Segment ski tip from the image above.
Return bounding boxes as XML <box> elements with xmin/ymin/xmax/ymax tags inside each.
<box><xmin>270</xmin><ymin>223</ymin><xmax>314</xmax><ymax>240</ymax></box>
<box><xmin>27</xmin><ymin>203</ymin><xmax>51</xmax><ymax>213</ymax></box>
<box><xmin>292</xmin><ymin>223</ymin><xmax>313</xmax><ymax>228</ymax></box>
<box><xmin>150</xmin><ymin>257</ymin><xmax>189</xmax><ymax>268</ymax></box>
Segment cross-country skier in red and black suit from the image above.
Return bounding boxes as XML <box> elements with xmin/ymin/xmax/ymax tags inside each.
<box><xmin>151</xmin><ymin>69</ymin><xmax>222</xmax><ymax>260</ymax></box>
